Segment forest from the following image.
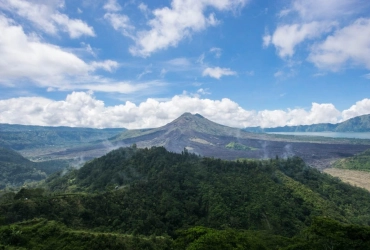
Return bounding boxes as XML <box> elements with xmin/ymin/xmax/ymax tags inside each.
<box><xmin>1</xmin><ymin>146</ymin><xmax>370</xmax><ymax>249</ymax></box>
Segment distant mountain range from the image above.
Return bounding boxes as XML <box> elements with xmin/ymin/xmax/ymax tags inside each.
<box><xmin>0</xmin><ymin>123</ymin><xmax>125</xmax><ymax>151</ymax></box>
<box><xmin>244</xmin><ymin>114</ymin><xmax>370</xmax><ymax>133</ymax></box>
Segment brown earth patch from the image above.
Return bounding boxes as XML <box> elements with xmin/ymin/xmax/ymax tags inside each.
<box><xmin>323</xmin><ymin>168</ymin><xmax>370</xmax><ymax>192</ymax></box>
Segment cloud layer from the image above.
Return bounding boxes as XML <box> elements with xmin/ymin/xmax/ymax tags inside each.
<box><xmin>0</xmin><ymin>92</ymin><xmax>368</xmax><ymax>129</ymax></box>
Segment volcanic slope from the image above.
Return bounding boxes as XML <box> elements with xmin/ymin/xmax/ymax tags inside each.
<box><xmin>107</xmin><ymin>113</ymin><xmax>370</xmax><ymax>168</ymax></box>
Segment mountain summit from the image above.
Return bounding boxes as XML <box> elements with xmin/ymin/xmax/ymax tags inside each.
<box><xmin>161</xmin><ymin>112</ymin><xmax>242</xmax><ymax>136</ymax></box>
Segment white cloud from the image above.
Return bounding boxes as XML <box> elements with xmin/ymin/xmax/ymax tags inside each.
<box><xmin>202</xmin><ymin>67</ymin><xmax>236</xmax><ymax>79</ymax></box>
<box><xmin>197</xmin><ymin>53</ymin><xmax>205</xmax><ymax>65</ymax></box>
<box><xmin>0</xmin><ymin>16</ymin><xmax>162</xmax><ymax>94</ymax></box>
<box><xmin>103</xmin><ymin>0</ymin><xmax>122</xmax><ymax>12</ymax></box>
<box><xmin>262</xmin><ymin>34</ymin><xmax>271</xmax><ymax>47</ymax></box>
<box><xmin>167</xmin><ymin>58</ymin><xmax>191</xmax><ymax>67</ymax></box>
<box><xmin>269</xmin><ymin>22</ymin><xmax>334</xmax><ymax>58</ymax></box>
<box><xmin>0</xmin><ymin>16</ymin><xmax>89</xmax><ymax>84</ymax></box>
<box><xmin>269</xmin><ymin>0</ymin><xmax>370</xmax><ymax>70</ymax></box>
<box><xmin>160</xmin><ymin>68</ymin><xmax>167</xmax><ymax>78</ymax></box>
<box><xmin>2</xmin><ymin>92</ymin><xmax>367</xmax><ymax>129</ymax></box>
<box><xmin>90</xmin><ymin>60</ymin><xmax>119</xmax><ymax>72</ymax></box>
<box><xmin>342</xmin><ymin>99</ymin><xmax>370</xmax><ymax>120</ymax></box>
<box><xmin>51</xmin><ymin>13</ymin><xmax>95</xmax><ymax>38</ymax></box>
<box><xmin>137</xmin><ymin>65</ymin><xmax>153</xmax><ymax>79</ymax></box>
<box><xmin>0</xmin><ymin>0</ymin><xmax>95</xmax><ymax>38</ymax></box>
<box><xmin>129</xmin><ymin>0</ymin><xmax>248</xmax><ymax>57</ymax></box>
<box><xmin>274</xmin><ymin>71</ymin><xmax>283</xmax><ymax>77</ymax></box>
<box><xmin>288</xmin><ymin>0</ymin><xmax>363</xmax><ymax>21</ymax></box>
<box><xmin>64</xmin><ymin>80</ymin><xmax>164</xmax><ymax>94</ymax></box>
<box><xmin>138</xmin><ymin>3</ymin><xmax>150</xmax><ymax>17</ymax></box>
<box><xmin>104</xmin><ymin>13</ymin><xmax>134</xmax><ymax>38</ymax></box>
<box><xmin>308</xmin><ymin>18</ymin><xmax>370</xmax><ymax>70</ymax></box>
<box><xmin>210</xmin><ymin>47</ymin><xmax>222</xmax><ymax>58</ymax></box>
<box><xmin>197</xmin><ymin>88</ymin><xmax>211</xmax><ymax>95</ymax></box>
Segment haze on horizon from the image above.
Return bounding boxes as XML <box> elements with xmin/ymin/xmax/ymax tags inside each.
<box><xmin>1</xmin><ymin>0</ymin><xmax>370</xmax><ymax>129</ymax></box>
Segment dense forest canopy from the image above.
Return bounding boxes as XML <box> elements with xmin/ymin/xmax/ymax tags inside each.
<box><xmin>1</xmin><ymin>146</ymin><xmax>370</xmax><ymax>249</ymax></box>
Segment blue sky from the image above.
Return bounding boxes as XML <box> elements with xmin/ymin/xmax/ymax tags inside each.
<box><xmin>1</xmin><ymin>0</ymin><xmax>370</xmax><ymax>129</ymax></box>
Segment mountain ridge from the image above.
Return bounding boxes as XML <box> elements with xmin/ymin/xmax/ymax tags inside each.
<box><xmin>244</xmin><ymin>114</ymin><xmax>370</xmax><ymax>133</ymax></box>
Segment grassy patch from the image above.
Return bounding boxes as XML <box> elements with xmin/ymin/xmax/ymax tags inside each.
<box><xmin>324</xmin><ymin>168</ymin><xmax>370</xmax><ymax>192</ymax></box>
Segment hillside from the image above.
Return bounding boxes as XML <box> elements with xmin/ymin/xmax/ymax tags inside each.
<box><xmin>0</xmin><ymin>147</ymin><xmax>68</xmax><ymax>188</ymax></box>
<box><xmin>244</xmin><ymin>114</ymin><xmax>370</xmax><ymax>132</ymax></box>
<box><xmin>2</xmin><ymin>146</ymin><xmax>370</xmax><ymax>249</ymax></box>
<box><xmin>331</xmin><ymin>149</ymin><xmax>370</xmax><ymax>171</ymax></box>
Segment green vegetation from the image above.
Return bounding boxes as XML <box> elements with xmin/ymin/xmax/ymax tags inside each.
<box><xmin>0</xmin><ymin>219</ymin><xmax>172</xmax><ymax>249</ymax></box>
<box><xmin>0</xmin><ymin>147</ymin><xmax>68</xmax><ymax>189</ymax></box>
<box><xmin>225</xmin><ymin>142</ymin><xmax>257</xmax><ymax>151</ymax></box>
<box><xmin>2</xmin><ymin>146</ymin><xmax>370</xmax><ymax>248</ymax></box>
<box><xmin>333</xmin><ymin>149</ymin><xmax>370</xmax><ymax>171</ymax></box>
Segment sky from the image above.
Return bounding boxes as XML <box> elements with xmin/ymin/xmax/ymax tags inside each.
<box><xmin>1</xmin><ymin>0</ymin><xmax>370</xmax><ymax>129</ymax></box>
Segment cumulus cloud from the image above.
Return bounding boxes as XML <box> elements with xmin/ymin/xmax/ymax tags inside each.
<box><xmin>268</xmin><ymin>22</ymin><xmax>334</xmax><ymax>58</ymax></box>
<box><xmin>0</xmin><ymin>16</ymin><xmax>118</xmax><ymax>87</ymax></box>
<box><xmin>128</xmin><ymin>0</ymin><xmax>248</xmax><ymax>57</ymax></box>
<box><xmin>2</xmin><ymin>92</ymin><xmax>366</xmax><ymax>129</ymax></box>
<box><xmin>309</xmin><ymin>18</ymin><xmax>370</xmax><ymax>70</ymax></box>
<box><xmin>0</xmin><ymin>16</ymin><xmax>163</xmax><ymax>94</ymax></box>
<box><xmin>267</xmin><ymin>0</ymin><xmax>369</xmax><ymax>70</ymax></box>
<box><xmin>104</xmin><ymin>13</ymin><xmax>135</xmax><ymax>38</ymax></box>
<box><xmin>202</xmin><ymin>67</ymin><xmax>237</xmax><ymax>79</ymax></box>
<box><xmin>103</xmin><ymin>0</ymin><xmax>122</xmax><ymax>12</ymax></box>
<box><xmin>0</xmin><ymin>16</ymin><xmax>88</xmax><ymax>83</ymax></box>
<box><xmin>342</xmin><ymin>99</ymin><xmax>370</xmax><ymax>120</ymax></box>
<box><xmin>0</xmin><ymin>0</ymin><xmax>95</xmax><ymax>38</ymax></box>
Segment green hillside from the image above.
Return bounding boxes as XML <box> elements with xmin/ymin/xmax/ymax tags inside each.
<box><xmin>332</xmin><ymin>149</ymin><xmax>370</xmax><ymax>171</ymax></box>
<box><xmin>0</xmin><ymin>147</ymin><xmax>68</xmax><ymax>188</ymax></box>
<box><xmin>2</xmin><ymin>146</ymin><xmax>370</xmax><ymax>248</ymax></box>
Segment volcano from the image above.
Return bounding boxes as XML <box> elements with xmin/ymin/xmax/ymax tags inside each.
<box><xmin>104</xmin><ymin>113</ymin><xmax>370</xmax><ymax>169</ymax></box>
